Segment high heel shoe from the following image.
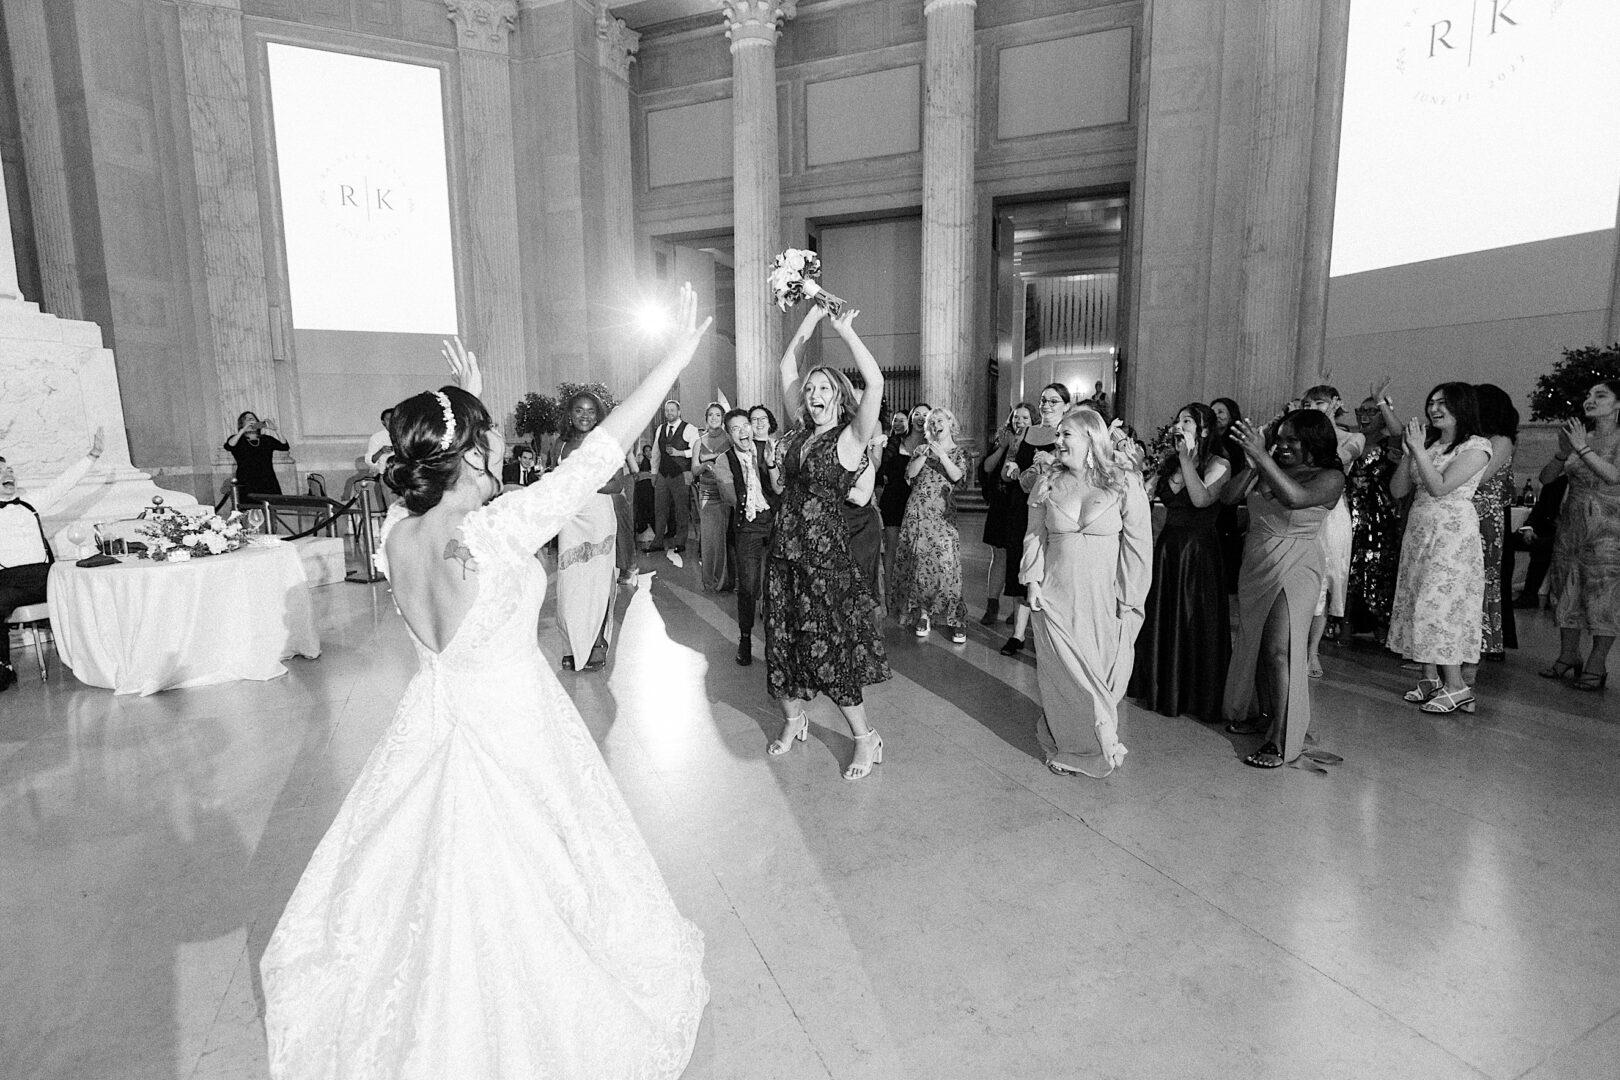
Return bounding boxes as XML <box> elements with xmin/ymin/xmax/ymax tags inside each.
<box><xmin>1538</xmin><ymin>659</ymin><xmax>1583</xmax><ymax>680</ymax></box>
<box><xmin>1403</xmin><ymin>678</ymin><xmax>1442</xmax><ymax>703</ymax></box>
<box><xmin>1572</xmin><ymin>671</ymin><xmax>1608</xmax><ymax>692</ymax></box>
<box><xmin>979</xmin><ymin>600</ymin><xmax>1000</xmax><ymax>625</ymax></box>
<box><xmin>844</xmin><ymin>729</ymin><xmax>884</xmax><ymax>780</ymax></box>
<box><xmin>768</xmin><ymin>711</ymin><xmax>809</xmax><ymax>756</ymax></box>
<box><xmin>1420</xmin><ymin>686</ymin><xmax>1476</xmax><ymax>714</ymax></box>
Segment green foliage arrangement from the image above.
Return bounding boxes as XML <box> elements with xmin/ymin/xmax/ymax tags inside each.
<box><xmin>513</xmin><ymin>383</ymin><xmax>620</xmax><ymax>446</ymax></box>
<box><xmin>1529</xmin><ymin>343</ymin><xmax>1620</xmax><ymax>422</ymax></box>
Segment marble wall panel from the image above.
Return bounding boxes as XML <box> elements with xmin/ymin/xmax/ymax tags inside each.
<box><xmin>646</xmin><ymin>98</ymin><xmax>733</xmax><ymax>187</ymax></box>
<box><xmin>805</xmin><ymin>66</ymin><xmax>920</xmax><ymax>167</ymax></box>
<box><xmin>89</xmin><ymin>99</ymin><xmax>157</xmax><ymax>173</ymax></box>
<box><xmin>87</xmin><ymin>0</ymin><xmax>150</xmax><ymax>100</ymax></box>
<box><xmin>996</xmin><ymin>28</ymin><xmax>1132</xmax><ymax>139</ymax></box>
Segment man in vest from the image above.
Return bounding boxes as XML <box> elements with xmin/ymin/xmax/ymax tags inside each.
<box><xmin>713</xmin><ymin>408</ymin><xmax>782</xmax><ymax>666</ymax></box>
<box><xmin>0</xmin><ymin>428</ymin><xmax>104</xmax><ymax>691</ymax></box>
<box><xmin>649</xmin><ymin>399</ymin><xmax>698</xmax><ymax>563</ymax></box>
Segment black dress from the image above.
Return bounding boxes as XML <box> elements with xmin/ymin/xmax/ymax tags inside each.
<box><xmin>980</xmin><ymin>439</ymin><xmax>1036</xmax><ymax>599</ymax></box>
<box><xmin>876</xmin><ymin>435</ymin><xmax>914</xmax><ymax>528</ymax></box>
<box><xmin>1128</xmin><ymin>475</ymin><xmax>1230</xmax><ymax>720</ymax></box>
<box><xmin>225</xmin><ymin>434</ymin><xmax>289</xmax><ymax>496</ymax></box>
<box><xmin>765</xmin><ymin>423</ymin><xmax>891</xmax><ymax>706</ymax></box>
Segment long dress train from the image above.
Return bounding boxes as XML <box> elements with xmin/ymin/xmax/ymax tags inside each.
<box><xmin>1021</xmin><ymin>472</ymin><xmax>1152</xmax><ymax>777</ymax></box>
<box><xmin>262</xmin><ymin>430</ymin><xmax>707</xmax><ymax>1079</ymax></box>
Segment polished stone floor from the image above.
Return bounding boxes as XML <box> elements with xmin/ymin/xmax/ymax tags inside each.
<box><xmin>2</xmin><ymin>530</ymin><xmax>1617</xmax><ymax>1080</ymax></box>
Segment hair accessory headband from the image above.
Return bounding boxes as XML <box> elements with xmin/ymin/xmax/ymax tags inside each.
<box><xmin>432</xmin><ymin>390</ymin><xmax>457</xmax><ymax>451</ymax></box>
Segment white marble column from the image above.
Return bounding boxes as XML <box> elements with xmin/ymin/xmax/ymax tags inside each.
<box><xmin>1</xmin><ymin>0</ymin><xmax>83</xmax><ymax>317</ymax></box>
<box><xmin>176</xmin><ymin>0</ymin><xmax>278</xmax><ymax>422</ymax></box>
<box><xmin>920</xmin><ymin>0</ymin><xmax>976</xmax><ymax>418</ymax></box>
<box><xmin>721</xmin><ymin>0</ymin><xmax>795</xmax><ymax>409</ymax></box>
<box><xmin>1606</xmin><ymin>187</ymin><xmax>1620</xmax><ymax>345</ymax></box>
<box><xmin>1235</xmin><ymin>0</ymin><xmax>1330</xmax><ymax>410</ymax></box>
<box><xmin>1293</xmin><ymin>0</ymin><xmax>1351</xmax><ymax>385</ymax></box>
<box><xmin>446</xmin><ymin>0</ymin><xmax>526</xmax><ymax>428</ymax></box>
<box><xmin>597</xmin><ymin>3</ymin><xmax>641</xmax><ymax>393</ymax></box>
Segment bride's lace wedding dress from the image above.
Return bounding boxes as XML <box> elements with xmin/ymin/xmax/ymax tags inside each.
<box><xmin>261</xmin><ymin>430</ymin><xmax>707</xmax><ymax>1079</ymax></box>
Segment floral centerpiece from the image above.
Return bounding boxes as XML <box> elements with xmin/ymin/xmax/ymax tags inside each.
<box><xmin>768</xmin><ymin>248</ymin><xmax>847</xmax><ymax>316</ymax></box>
<box><xmin>136</xmin><ymin>504</ymin><xmax>249</xmax><ymax>562</ymax></box>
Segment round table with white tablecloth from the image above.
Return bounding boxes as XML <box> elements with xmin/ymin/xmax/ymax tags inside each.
<box><xmin>46</xmin><ymin>540</ymin><xmax>321</xmax><ymax>695</ymax></box>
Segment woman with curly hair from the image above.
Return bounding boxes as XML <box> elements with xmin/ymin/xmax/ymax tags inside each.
<box><xmin>763</xmin><ymin>304</ymin><xmax>891</xmax><ymax>779</ymax></box>
<box><xmin>547</xmin><ymin>389</ymin><xmax>626</xmax><ymax>672</ymax></box>
<box><xmin>891</xmin><ymin>405</ymin><xmax>969</xmax><ymax>642</ymax></box>
<box><xmin>1220</xmin><ymin>410</ymin><xmax>1346</xmax><ymax>768</ymax></box>
<box><xmin>1021</xmin><ymin>409</ymin><xmax>1152</xmax><ymax>777</ymax></box>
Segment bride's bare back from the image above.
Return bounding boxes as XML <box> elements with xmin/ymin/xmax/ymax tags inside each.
<box><xmin>384</xmin><ymin>510</ymin><xmax>482</xmax><ymax>654</ymax></box>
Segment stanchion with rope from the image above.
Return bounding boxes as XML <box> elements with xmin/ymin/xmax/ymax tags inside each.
<box><xmin>346</xmin><ymin>479</ymin><xmax>386</xmax><ymax>583</ymax></box>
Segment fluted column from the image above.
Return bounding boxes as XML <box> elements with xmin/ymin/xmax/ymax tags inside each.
<box><xmin>1</xmin><ymin>0</ymin><xmax>83</xmax><ymax>316</ymax></box>
<box><xmin>920</xmin><ymin>0</ymin><xmax>976</xmax><ymax>419</ymax></box>
<box><xmin>597</xmin><ymin>4</ymin><xmax>640</xmax><ymax>393</ymax></box>
<box><xmin>446</xmin><ymin>0</ymin><xmax>525</xmax><ymax>428</ymax></box>
<box><xmin>1235</xmin><ymin>0</ymin><xmax>1330</xmax><ymax>410</ymax></box>
<box><xmin>1293</xmin><ymin>0</ymin><xmax>1351</xmax><ymax>383</ymax></box>
<box><xmin>722</xmin><ymin>0</ymin><xmax>795</xmax><ymax>408</ymax></box>
<box><xmin>1606</xmin><ymin>187</ymin><xmax>1620</xmax><ymax>344</ymax></box>
<box><xmin>176</xmin><ymin>0</ymin><xmax>278</xmax><ymax>422</ymax></box>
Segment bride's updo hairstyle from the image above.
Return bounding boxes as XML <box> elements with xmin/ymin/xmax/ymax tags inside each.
<box><xmin>383</xmin><ymin>386</ymin><xmax>496</xmax><ymax>514</ymax></box>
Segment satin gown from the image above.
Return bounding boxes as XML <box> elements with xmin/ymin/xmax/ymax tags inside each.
<box><xmin>262</xmin><ymin>430</ymin><xmax>707</xmax><ymax>1079</ymax></box>
<box><xmin>1129</xmin><ymin>477</ymin><xmax>1230</xmax><ymax>720</ymax></box>
<box><xmin>1020</xmin><ymin>471</ymin><xmax>1152</xmax><ymax>777</ymax></box>
<box><xmin>1222</xmin><ymin>492</ymin><xmax>1329</xmax><ymax>764</ymax></box>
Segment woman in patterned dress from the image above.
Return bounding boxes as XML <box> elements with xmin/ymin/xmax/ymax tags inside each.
<box><xmin>763</xmin><ymin>304</ymin><xmax>892</xmax><ymax>779</ymax></box>
<box><xmin>1472</xmin><ymin>384</ymin><xmax>1520</xmax><ymax>664</ymax></box>
<box><xmin>1384</xmin><ymin>383</ymin><xmax>1493</xmax><ymax>714</ymax></box>
<box><xmin>1344</xmin><ymin>395</ymin><xmax>1403</xmax><ymax>639</ymax></box>
<box><xmin>1539</xmin><ymin>377</ymin><xmax>1620</xmax><ymax>691</ymax></box>
<box><xmin>891</xmin><ymin>406</ymin><xmax>970</xmax><ymax>642</ymax></box>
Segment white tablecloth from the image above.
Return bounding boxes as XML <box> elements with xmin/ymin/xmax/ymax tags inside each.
<box><xmin>47</xmin><ymin>540</ymin><xmax>321</xmax><ymax>695</ymax></box>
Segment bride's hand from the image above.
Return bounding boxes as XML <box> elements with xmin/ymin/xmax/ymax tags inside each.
<box><xmin>662</xmin><ymin>283</ymin><xmax>713</xmax><ymax>371</ymax></box>
<box><xmin>1025</xmin><ymin>581</ymin><xmax>1043</xmax><ymax>612</ymax></box>
<box><xmin>442</xmin><ymin>336</ymin><xmax>483</xmax><ymax>398</ymax></box>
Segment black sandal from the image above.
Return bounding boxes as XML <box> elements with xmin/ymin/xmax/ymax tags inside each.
<box><xmin>1225</xmin><ymin>718</ymin><xmax>1266</xmax><ymax>735</ymax></box>
<box><xmin>1538</xmin><ymin>659</ymin><xmax>1583</xmax><ymax>680</ymax></box>
<box><xmin>1244</xmin><ymin>741</ymin><xmax>1284</xmax><ymax>769</ymax></box>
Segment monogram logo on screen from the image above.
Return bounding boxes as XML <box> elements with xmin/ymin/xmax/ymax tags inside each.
<box><xmin>1394</xmin><ymin>0</ymin><xmax>1561</xmax><ymax>105</ymax></box>
<box><xmin>316</xmin><ymin>155</ymin><xmax>417</xmax><ymax>242</ymax></box>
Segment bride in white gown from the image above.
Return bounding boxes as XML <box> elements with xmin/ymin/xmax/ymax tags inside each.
<box><xmin>261</xmin><ymin>287</ymin><xmax>714</xmax><ymax>1079</ymax></box>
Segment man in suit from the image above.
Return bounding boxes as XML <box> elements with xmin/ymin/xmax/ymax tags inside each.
<box><xmin>713</xmin><ymin>408</ymin><xmax>782</xmax><ymax>665</ymax></box>
<box><xmin>0</xmin><ymin>429</ymin><xmax>103</xmax><ymax>691</ymax></box>
<box><xmin>1511</xmin><ymin>474</ymin><xmax>1567</xmax><ymax>607</ymax></box>
<box><xmin>501</xmin><ymin>445</ymin><xmax>541</xmax><ymax>487</ymax></box>
<box><xmin>649</xmin><ymin>400</ymin><xmax>698</xmax><ymax>560</ymax></box>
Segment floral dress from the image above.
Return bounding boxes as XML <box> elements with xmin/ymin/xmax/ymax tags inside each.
<box><xmin>1386</xmin><ymin>436</ymin><xmax>1492</xmax><ymax>667</ymax></box>
<box><xmin>764</xmin><ymin>422</ymin><xmax>891</xmax><ymax>706</ymax></box>
<box><xmin>1344</xmin><ymin>441</ymin><xmax>1402</xmax><ymax>634</ymax></box>
<box><xmin>890</xmin><ymin>445</ymin><xmax>969</xmax><ymax>631</ymax></box>
<box><xmin>1552</xmin><ymin>436</ymin><xmax>1620</xmax><ymax>636</ymax></box>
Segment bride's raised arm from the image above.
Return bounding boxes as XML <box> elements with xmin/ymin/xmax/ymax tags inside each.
<box><xmin>464</xmin><ymin>284</ymin><xmax>712</xmax><ymax>560</ymax></box>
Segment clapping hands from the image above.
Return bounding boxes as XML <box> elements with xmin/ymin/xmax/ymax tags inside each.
<box><xmin>1560</xmin><ymin>417</ymin><xmax>1589</xmax><ymax>451</ymax></box>
<box><xmin>1229</xmin><ymin>418</ymin><xmax>1268</xmax><ymax>458</ymax></box>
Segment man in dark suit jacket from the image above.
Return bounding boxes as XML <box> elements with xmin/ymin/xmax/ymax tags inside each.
<box><xmin>502</xmin><ymin>445</ymin><xmax>541</xmax><ymax>487</ymax></box>
<box><xmin>1511</xmin><ymin>474</ymin><xmax>1567</xmax><ymax>606</ymax></box>
<box><xmin>713</xmin><ymin>409</ymin><xmax>782</xmax><ymax>666</ymax></box>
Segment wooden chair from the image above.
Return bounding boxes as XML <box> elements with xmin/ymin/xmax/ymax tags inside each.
<box><xmin>6</xmin><ymin>602</ymin><xmax>53</xmax><ymax>681</ymax></box>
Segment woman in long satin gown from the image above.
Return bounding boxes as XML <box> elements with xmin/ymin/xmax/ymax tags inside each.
<box><xmin>1129</xmin><ymin>403</ymin><xmax>1231</xmax><ymax>721</ymax></box>
<box><xmin>1220</xmin><ymin>410</ymin><xmax>1346</xmax><ymax>769</ymax></box>
<box><xmin>261</xmin><ymin>292</ymin><xmax>713</xmax><ymax>1079</ymax></box>
<box><xmin>1021</xmin><ymin>409</ymin><xmax>1152</xmax><ymax>778</ymax></box>
<box><xmin>548</xmin><ymin>389</ymin><xmax>624</xmax><ymax>672</ymax></box>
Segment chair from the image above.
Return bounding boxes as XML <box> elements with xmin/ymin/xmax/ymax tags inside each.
<box><xmin>6</xmin><ymin>602</ymin><xmax>53</xmax><ymax>681</ymax></box>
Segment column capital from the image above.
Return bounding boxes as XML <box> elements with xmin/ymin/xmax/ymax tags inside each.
<box><xmin>596</xmin><ymin>4</ymin><xmax>641</xmax><ymax>80</ymax></box>
<box><xmin>719</xmin><ymin>0</ymin><xmax>797</xmax><ymax>51</ymax></box>
<box><xmin>445</xmin><ymin>0</ymin><xmax>519</xmax><ymax>52</ymax></box>
<box><xmin>922</xmin><ymin>0</ymin><xmax>975</xmax><ymax>13</ymax></box>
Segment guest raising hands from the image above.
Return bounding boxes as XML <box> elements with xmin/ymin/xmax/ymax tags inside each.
<box><xmin>225</xmin><ymin>410</ymin><xmax>289</xmax><ymax>497</ymax></box>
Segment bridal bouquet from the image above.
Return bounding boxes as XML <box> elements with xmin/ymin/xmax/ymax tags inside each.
<box><xmin>137</xmin><ymin>506</ymin><xmax>248</xmax><ymax>562</ymax></box>
<box><xmin>768</xmin><ymin>248</ymin><xmax>846</xmax><ymax>315</ymax></box>
<box><xmin>1142</xmin><ymin>421</ymin><xmax>1182</xmax><ymax>476</ymax></box>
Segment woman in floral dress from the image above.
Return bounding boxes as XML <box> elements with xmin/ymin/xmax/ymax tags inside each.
<box><xmin>763</xmin><ymin>304</ymin><xmax>891</xmax><ymax>779</ymax></box>
<box><xmin>891</xmin><ymin>406</ymin><xmax>969</xmax><ymax>643</ymax></box>
<box><xmin>1539</xmin><ymin>377</ymin><xmax>1620</xmax><ymax>691</ymax></box>
<box><xmin>1383</xmin><ymin>383</ymin><xmax>1493</xmax><ymax>714</ymax></box>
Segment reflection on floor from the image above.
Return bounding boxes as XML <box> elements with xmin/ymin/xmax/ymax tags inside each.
<box><xmin>2</xmin><ymin>531</ymin><xmax>1617</xmax><ymax>1080</ymax></box>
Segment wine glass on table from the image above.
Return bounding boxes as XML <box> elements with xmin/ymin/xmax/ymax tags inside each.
<box><xmin>246</xmin><ymin>508</ymin><xmax>265</xmax><ymax>539</ymax></box>
<box><xmin>64</xmin><ymin>522</ymin><xmax>89</xmax><ymax>559</ymax></box>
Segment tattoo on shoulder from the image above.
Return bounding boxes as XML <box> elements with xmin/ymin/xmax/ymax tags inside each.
<box><xmin>443</xmin><ymin>538</ymin><xmax>479</xmax><ymax>578</ymax></box>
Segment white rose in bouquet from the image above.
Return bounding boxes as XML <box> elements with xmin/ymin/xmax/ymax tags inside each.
<box><xmin>181</xmin><ymin>533</ymin><xmax>201</xmax><ymax>547</ymax></box>
<box><xmin>168</xmin><ymin>548</ymin><xmax>192</xmax><ymax>562</ymax></box>
<box><xmin>201</xmin><ymin>531</ymin><xmax>228</xmax><ymax>555</ymax></box>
